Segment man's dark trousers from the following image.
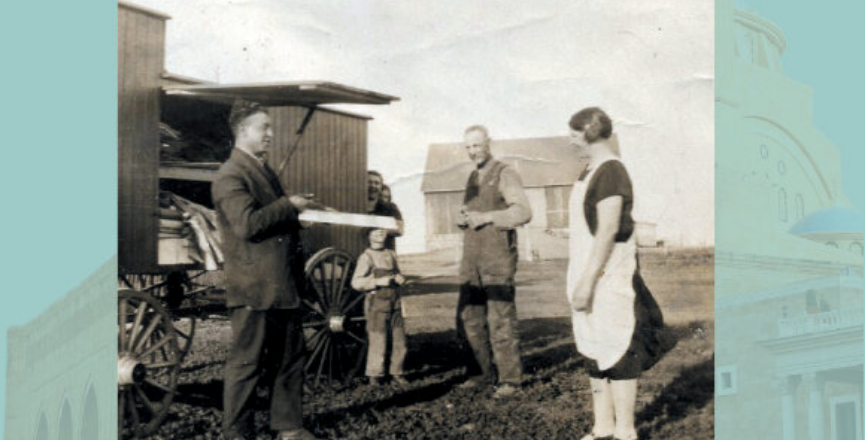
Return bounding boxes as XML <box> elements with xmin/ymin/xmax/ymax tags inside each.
<box><xmin>223</xmin><ymin>307</ymin><xmax>305</xmax><ymax>437</ymax></box>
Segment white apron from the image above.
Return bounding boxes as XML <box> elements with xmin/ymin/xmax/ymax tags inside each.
<box><xmin>566</xmin><ymin>157</ymin><xmax>637</xmax><ymax>371</ymax></box>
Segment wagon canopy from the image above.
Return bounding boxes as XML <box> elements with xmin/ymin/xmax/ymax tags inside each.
<box><xmin>162</xmin><ymin>81</ymin><xmax>399</xmax><ymax>106</ymax></box>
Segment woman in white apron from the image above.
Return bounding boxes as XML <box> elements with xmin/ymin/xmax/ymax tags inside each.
<box><xmin>566</xmin><ymin>107</ymin><xmax>665</xmax><ymax>440</ymax></box>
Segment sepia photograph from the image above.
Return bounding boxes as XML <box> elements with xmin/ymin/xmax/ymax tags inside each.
<box><xmin>117</xmin><ymin>1</ymin><xmax>714</xmax><ymax>439</ymax></box>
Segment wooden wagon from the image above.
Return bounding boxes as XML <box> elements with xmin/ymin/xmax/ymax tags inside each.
<box><xmin>118</xmin><ymin>2</ymin><xmax>399</xmax><ymax>437</ymax></box>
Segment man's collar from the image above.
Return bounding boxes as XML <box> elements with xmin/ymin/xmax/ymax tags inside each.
<box><xmin>235</xmin><ymin>147</ymin><xmax>267</xmax><ymax>165</ymax></box>
<box><xmin>476</xmin><ymin>157</ymin><xmax>494</xmax><ymax>171</ymax></box>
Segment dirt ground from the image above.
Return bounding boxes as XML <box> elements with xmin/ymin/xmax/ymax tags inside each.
<box><xmin>145</xmin><ymin>247</ymin><xmax>714</xmax><ymax>440</ymax></box>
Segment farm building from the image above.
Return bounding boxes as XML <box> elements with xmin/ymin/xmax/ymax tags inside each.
<box><xmin>715</xmin><ymin>2</ymin><xmax>864</xmax><ymax>440</ymax></box>
<box><xmin>421</xmin><ymin>136</ymin><xmax>658</xmax><ymax>260</ymax></box>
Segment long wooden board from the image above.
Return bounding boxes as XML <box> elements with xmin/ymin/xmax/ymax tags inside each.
<box><xmin>299</xmin><ymin>210</ymin><xmax>399</xmax><ymax>230</ymax></box>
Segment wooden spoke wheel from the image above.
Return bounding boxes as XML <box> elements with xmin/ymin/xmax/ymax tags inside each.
<box><xmin>118</xmin><ymin>272</ymin><xmax>201</xmax><ymax>359</ymax></box>
<box><xmin>302</xmin><ymin>248</ymin><xmax>367</xmax><ymax>389</ymax></box>
<box><xmin>118</xmin><ymin>290</ymin><xmax>182</xmax><ymax>439</ymax></box>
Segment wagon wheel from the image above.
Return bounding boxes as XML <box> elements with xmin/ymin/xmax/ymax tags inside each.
<box><xmin>118</xmin><ymin>273</ymin><xmax>198</xmax><ymax>360</ymax></box>
<box><xmin>302</xmin><ymin>247</ymin><xmax>367</xmax><ymax>389</ymax></box>
<box><xmin>118</xmin><ymin>290</ymin><xmax>182</xmax><ymax>439</ymax></box>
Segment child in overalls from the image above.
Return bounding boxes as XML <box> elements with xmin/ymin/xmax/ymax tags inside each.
<box><xmin>351</xmin><ymin>228</ymin><xmax>408</xmax><ymax>385</ymax></box>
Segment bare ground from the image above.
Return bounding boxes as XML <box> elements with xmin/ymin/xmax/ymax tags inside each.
<box><xmin>144</xmin><ymin>247</ymin><xmax>714</xmax><ymax>440</ymax></box>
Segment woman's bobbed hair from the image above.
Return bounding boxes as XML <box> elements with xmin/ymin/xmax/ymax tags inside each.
<box><xmin>569</xmin><ymin>107</ymin><xmax>613</xmax><ymax>143</ymax></box>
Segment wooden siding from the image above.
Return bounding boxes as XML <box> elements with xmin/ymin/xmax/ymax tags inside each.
<box><xmin>425</xmin><ymin>185</ymin><xmax>573</xmax><ymax>247</ymax></box>
<box><xmin>268</xmin><ymin>107</ymin><xmax>369</xmax><ymax>258</ymax></box>
<box><xmin>425</xmin><ymin>192</ymin><xmax>465</xmax><ymax>236</ymax></box>
<box><xmin>118</xmin><ymin>6</ymin><xmax>166</xmax><ymax>273</ymax></box>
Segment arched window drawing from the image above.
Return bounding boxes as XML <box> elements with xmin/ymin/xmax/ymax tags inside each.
<box><xmin>778</xmin><ymin>188</ymin><xmax>787</xmax><ymax>222</ymax></box>
<box><xmin>80</xmin><ymin>385</ymin><xmax>99</xmax><ymax>440</ymax></box>
<box><xmin>795</xmin><ymin>194</ymin><xmax>804</xmax><ymax>220</ymax></box>
<box><xmin>34</xmin><ymin>411</ymin><xmax>48</xmax><ymax>440</ymax></box>
<box><xmin>850</xmin><ymin>242</ymin><xmax>864</xmax><ymax>256</ymax></box>
<box><xmin>58</xmin><ymin>399</ymin><xmax>73</xmax><ymax>440</ymax></box>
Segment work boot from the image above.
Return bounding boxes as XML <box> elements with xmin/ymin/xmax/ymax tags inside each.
<box><xmin>457</xmin><ymin>378</ymin><xmax>483</xmax><ymax>389</ymax></box>
<box><xmin>493</xmin><ymin>383</ymin><xmax>520</xmax><ymax>399</ymax></box>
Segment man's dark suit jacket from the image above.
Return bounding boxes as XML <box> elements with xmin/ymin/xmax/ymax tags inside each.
<box><xmin>212</xmin><ymin>149</ymin><xmax>304</xmax><ymax>310</ymax></box>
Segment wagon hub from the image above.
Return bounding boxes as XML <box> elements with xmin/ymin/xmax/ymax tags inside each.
<box><xmin>118</xmin><ymin>356</ymin><xmax>146</xmax><ymax>386</ymax></box>
<box><xmin>328</xmin><ymin>315</ymin><xmax>347</xmax><ymax>333</ymax></box>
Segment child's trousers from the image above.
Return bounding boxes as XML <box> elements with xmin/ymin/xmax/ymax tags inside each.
<box><xmin>365</xmin><ymin>288</ymin><xmax>407</xmax><ymax>377</ymax></box>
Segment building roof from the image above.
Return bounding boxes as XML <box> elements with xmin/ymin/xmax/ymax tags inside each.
<box><xmin>789</xmin><ymin>207</ymin><xmax>864</xmax><ymax>236</ymax></box>
<box><xmin>421</xmin><ymin>136</ymin><xmax>589</xmax><ymax>193</ymax></box>
<box><xmin>161</xmin><ymin>71</ymin><xmax>213</xmax><ymax>86</ymax></box>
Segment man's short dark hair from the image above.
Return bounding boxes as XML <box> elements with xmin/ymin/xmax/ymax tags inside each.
<box><xmin>229</xmin><ymin>100</ymin><xmax>268</xmax><ymax>137</ymax></box>
<box><xmin>368</xmin><ymin>170</ymin><xmax>384</xmax><ymax>181</ymax></box>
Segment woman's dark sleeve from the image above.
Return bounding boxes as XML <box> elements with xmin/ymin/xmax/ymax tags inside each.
<box><xmin>592</xmin><ymin>161</ymin><xmax>632</xmax><ymax>202</ymax></box>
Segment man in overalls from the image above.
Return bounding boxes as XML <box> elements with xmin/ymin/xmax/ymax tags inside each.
<box><xmin>456</xmin><ymin>125</ymin><xmax>532</xmax><ymax>398</ymax></box>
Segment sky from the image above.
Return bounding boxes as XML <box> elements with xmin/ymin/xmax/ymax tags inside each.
<box><xmin>131</xmin><ymin>0</ymin><xmax>716</xmax><ymax>251</ymax></box>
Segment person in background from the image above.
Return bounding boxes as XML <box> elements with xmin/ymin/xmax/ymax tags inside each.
<box><xmin>367</xmin><ymin>170</ymin><xmax>404</xmax><ymax>251</ymax></box>
<box><xmin>566</xmin><ymin>107</ymin><xmax>666</xmax><ymax>440</ymax></box>
<box><xmin>212</xmin><ymin>100</ymin><xmax>323</xmax><ymax>440</ymax></box>
<box><xmin>381</xmin><ymin>184</ymin><xmax>393</xmax><ymax>204</ymax></box>
<box><xmin>351</xmin><ymin>228</ymin><xmax>409</xmax><ymax>386</ymax></box>
<box><xmin>456</xmin><ymin>124</ymin><xmax>532</xmax><ymax>399</ymax></box>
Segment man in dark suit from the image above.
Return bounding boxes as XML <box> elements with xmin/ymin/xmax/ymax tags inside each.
<box><xmin>212</xmin><ymin>100</ymin><xmax>321</xmax><ymax>440</ymax></box>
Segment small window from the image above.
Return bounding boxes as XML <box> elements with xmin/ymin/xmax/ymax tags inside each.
<box><xmin>34</xmin><ymin>412</ymin><xmax>48</xmax><ymax>440</ymax></box>
<box><xmin>778</xmin><ymin>160</ymin><xmax>786</xmax><ymax>175</ymax></box>
<box><xmin>744</xmin><ymin>33</ymin><xmax>756</xmax><ymax>63</ymax></box>
<box><xmin>58</xmin><ymin>399</ymin><xmax>73</xmax><ymax>440</ymax></box>
<box><xmin>717</xmin><ymin>365</ymin><xmax>738</xmax><ymax>396</ymax></box>
<box><xmin>830</xmin><ymin>395</ymin><xmax>862</xmax><ymax>440</ymax></box>
<box><xmin>545</xmin><ymin>186</ymin><xmax>573</xmax><ymax>229</ymax></box>
<box><xmin>778</xmin><ymin>188</ymin><xmax>788</xmax><ymax>222</ymax></box>
<box><xmin>760</xmin><ymin>144</ymin><xmax>769</xmax><ymax>159</ymax></box>
<box><xmin>795</xmin><ymin>194</ymin><xmax>805</xmax><ymax>220</ymax></box>
<box><xmin>849</xmin><ymin>242</ymin><xmax>863</xmax><ymax>256</ymax></box>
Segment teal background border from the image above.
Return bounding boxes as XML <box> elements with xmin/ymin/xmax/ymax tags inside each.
<box><xmin>2</xmin><ymin>0</ymin><xmax>864</xmax><ymax>438</ymax></box>
<box><xmin>716</xmin><ymin>0</ymin><xmax>864</xmax><ymax>439</ymax></box>
<box><xmin>0</xmin><ymin>0</ymin><xmax>116</xmax><ymax>436</ymax></box>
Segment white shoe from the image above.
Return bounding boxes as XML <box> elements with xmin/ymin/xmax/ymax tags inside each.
<box><xmin>580</xmin><ymin>433</ymin><xmax>614</xmax><ymax>440</ymax></box>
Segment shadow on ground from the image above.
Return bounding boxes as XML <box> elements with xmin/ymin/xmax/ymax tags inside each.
<box><xmin>155</xmin><ymin>316</ymin><xmax>713</xmax><ymax>440</ymax></box>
